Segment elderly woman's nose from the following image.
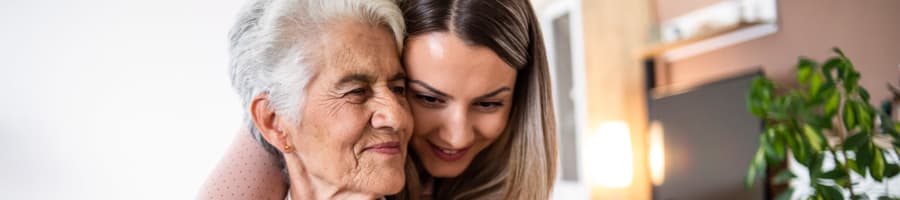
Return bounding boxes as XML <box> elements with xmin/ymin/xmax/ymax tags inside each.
<box><xmin>370</xmin><ymin>90</ymin><xmax>407</xmax><ymax>131</ymax></box>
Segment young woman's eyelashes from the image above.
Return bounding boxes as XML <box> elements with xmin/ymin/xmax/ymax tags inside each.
<box><xmin>412</xmin><ymin>91</ymin><xmax>506</xmax><ymax>113</ymax></box>
<box><xmin>413</xmin><ymin>93</ymin><xmax>445</xmax><ymax>107</ymax></box>
<box><xmin>473</xmin><ymin>101</ymin><xmax>503</xmax><ymax>112</ymax></box>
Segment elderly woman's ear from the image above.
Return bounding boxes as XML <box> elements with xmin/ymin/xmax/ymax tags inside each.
<box><xmin>250</xmin><ymin>93</ymin><xmax>294</xmax><ymax>154</ymax></box>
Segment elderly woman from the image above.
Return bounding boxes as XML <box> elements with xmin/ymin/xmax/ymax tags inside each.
<box><xmin>216</xmin><ymin>0</ymin><xmax>413</xmax><ymax>199</ymax></box>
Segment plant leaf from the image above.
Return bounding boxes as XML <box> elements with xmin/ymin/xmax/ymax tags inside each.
<box><xmin>821</xmin><ymin>168</ymin><xmax>848</xmax><ymax>179</ymax></box>
<box><xmin>843</xmin><ymin>133</ymin><xmax>869</xmax><ymax>151</ymax></box>
<box><xmin>823</xmin><ymin>86</ymin><xmax>840</xmax><ymax>116</ymax></box>
<box><xmin>896</xmin><ymin>123</ymin><xmax>900</xmax><ymax>137</ymax></box>
<box><xmin>789</xmin><ymin>133</ymin><xmax>810</xmax><ymax>166</ymax></box>
<box><xmin>833</xmin><ymin>47</ymin><xmax>856</xmax><ymax>74</ymax></box>
<box><xmin>851</xmin><ymin>194</ymin><xmax>870</xmax><ymax>200</ymax></box>
<box><xmin>803</xmin><ymin>124</ymin><xmax>826</xmax><ymax>152</ymax></box>
<box><xmin>775</xmin><ymin>188</ymin><xmax>794</xmax><ymax>200</ymax></box>
<box><xmin>810</xmin><ymin>153</ymin><xmax>827</xmax><ymax>179</ymax></box>
<box><xmin>833</xmin><ymin>47</ymin><xmax>847</xmax><ymax>57</ymax></box>
<box><xmin>773</xmin><ymin>168</ymin><xmax>796</xmax><ymax>184</ymax></box>
<box><xmin>879</xmin><ymin>114</ymin><xmax>899</xmax><ymax>139</ymax></box>
<box><xmin>834</xmin><ymin>174</ymin><xmax>851</xmax><ymax>188</ymax></box>
<box><xmin>844</xmin><ymin>101</ymin><xmax>858</xmax><ymax>131</ymax></box>
<box><xmin>748</xmin><ymin>76</ymin><xmax>775</xmax><ymax>118</ymax></box>
<box><xmin>856</xmin><ymin>143</ymin><xmax>873</xmax><ymax>176</ymax></box>
<box><xmin>745</xmin><ymin>147</ymin><xmax>767</xmax><ymax>188</ymax></box>
<box><xmin>858</xmin><ymin>87</ymin><xmax>870</xmax><ymax>102</ymax></box>
<box><xmin>848</xmin><ymin>159</ymin><xmax>865</xmax><ymax>178</ymax></box>
<box><xmin>773</xmin><ymin>128</ymin><xmax>788</xmax><ymax>160</ymax></box>
<box><xmin>809</xmin><ymin>71</ymin><xmax>825</xmax><ymax>97</ymax></box>
<box><xmin>872</xmin><ymin>148</ymin><xmax>885</xmax><ymax>181</ymax></box>
<box><xmin>885</xmin><ymin>163</ymin><xmax>900</xmax><ymax>178</ymax></box>
<box><xmin>818</xmin><ymin>184</ymin><xmax>844</xmax><ymax>200</ymax></box>
<box><xmin>822</xmin><ymin>57</ymin><xmax>841</xmax><ymax>82</ymax></box>
<box><xmin>843</xmin><ymin>71</ymin><xmax>860</xmax><ymax>92</ymax></box>
<box><xmin>856</xmin><ymin>102</ymin><xmax>874</xmax><ymax>134</ymax></box>
<box><xmin>798</xmin><ymin>58</ymin><xmax>815</xmax><ymax>84</ymax></box>
<box><xmin>762</xmin><ymin>129</ymin><xmax>785</xmax><ymax>163</ymax></box>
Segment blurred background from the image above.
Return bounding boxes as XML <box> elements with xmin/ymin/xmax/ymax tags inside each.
<box><xmin>0</xmin><ymin>0</ymin><xmax>898</xmax><ymax>199</ymax></box>
<box><xmin>0</xmin><ymin>0</ymin><xmax>245</xmax><ymax>199</ymax></box>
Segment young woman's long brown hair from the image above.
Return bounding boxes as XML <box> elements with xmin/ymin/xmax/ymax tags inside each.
<box><xmin>398</xmin><ymin>0</ymin><xmax>558</xmax><ymax>199</ymax></box>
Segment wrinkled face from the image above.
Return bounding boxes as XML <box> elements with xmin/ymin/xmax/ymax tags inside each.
<box><xmin>403</xmin><ymin>32</ymin><xmax>517</xmax><ymax>177</ymax></box>
<box><xmin>284</xmin><ymin>20</ymin><xmax>413</xmax><ymax>195</ymax></box>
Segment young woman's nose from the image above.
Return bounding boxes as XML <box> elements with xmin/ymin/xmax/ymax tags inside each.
<box><xmin>439</xmin><ymin>106</ymin><xmax>474</xmax><ymax>148</ymax></box>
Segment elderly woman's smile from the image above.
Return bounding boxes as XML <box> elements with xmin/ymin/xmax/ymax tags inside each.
<box><xmin>362</xmin><ymin>141</ymin><xmax>402</xmax><ymax>154</ymax></box>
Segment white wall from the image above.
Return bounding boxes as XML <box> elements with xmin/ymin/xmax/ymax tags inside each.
<box><xmin>0</xmin><ymin>0</ymin><xmax>246</xmax><ymax>199</ymax></box>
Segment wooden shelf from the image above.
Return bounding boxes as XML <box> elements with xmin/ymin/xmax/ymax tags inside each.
<box><xmin>644</xmin><ymin>21</ymin><xmax>777</xmax><ymax>61</ymax></box>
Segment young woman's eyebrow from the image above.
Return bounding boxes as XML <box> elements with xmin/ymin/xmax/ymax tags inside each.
<box><xmin>409</xmin><ymin>80</ymin><xmax>450</xmax><ymax>98</ymax></box>
<box><xmin>475</xmin><ymin>87</ymin><xmax>511</xmax><ymax>99</ymax></box>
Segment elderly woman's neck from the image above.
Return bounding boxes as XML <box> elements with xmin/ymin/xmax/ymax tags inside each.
<box><xmin>286</xmin><ymin>165</ymin><xmax>381</xmax><ymax>200</ymax></box>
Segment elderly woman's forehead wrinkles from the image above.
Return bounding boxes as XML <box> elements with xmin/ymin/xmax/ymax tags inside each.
<box><xmin>336</xmin><ymin>73</ymin><xmax>375</xmax><ymax>86</ymax></box>
<box><xmin>329</xmin><ymin>45</ymin><xmax>352</xmax><ymax>68</ymax></box>
<box><xmin>388</xmin><ymin>72</ymin><xmax>407</xmax><ymax>82</ymax></box>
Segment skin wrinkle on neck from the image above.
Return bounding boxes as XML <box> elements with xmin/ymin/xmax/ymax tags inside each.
<box><xmin>284</xmin><ymin>130</ymin><xmax>381</xmax><ymax>200</ymax></box>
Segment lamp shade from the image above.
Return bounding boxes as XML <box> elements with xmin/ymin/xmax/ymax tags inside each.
<box><xmin>586</xmin><ymin>121</ymin><xmax>633</xmax><ymax>188</ymax></box>
<box><xmin>649</xmin><ymin>121</ymin><xmax>666</xmax><ymax>186</ymax></box>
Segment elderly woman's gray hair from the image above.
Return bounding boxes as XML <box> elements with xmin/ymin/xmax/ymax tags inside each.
<box><xmin>228</xmin><ymin>0</ymin><xmax>405</xmax><ymax>158</ymax></box>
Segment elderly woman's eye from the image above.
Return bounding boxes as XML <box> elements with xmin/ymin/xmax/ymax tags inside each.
<box><xmin>343</xmin><ymin>88</ymin><xmax>371</xmax><ymax>104</ymax></box>
<box><xmin>390</xmin><ymin>86</ymin><xmax>406</xmax><ymax>95</ymax></box>
<box><xmin>348</xmin><ymin>88</ymin><xmax>368</xmax><ymax>96</ymax></box>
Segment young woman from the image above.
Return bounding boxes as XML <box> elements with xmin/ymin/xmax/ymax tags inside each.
<box><xmin>199</xmin><ymin>0</ymin><xmax>557</xmax><ymax>199</ymax></box>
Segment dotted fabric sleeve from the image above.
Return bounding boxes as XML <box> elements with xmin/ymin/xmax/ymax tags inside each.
<box><xmin>197</xmin><ymin>127</ymin><xmax>288</xmax><ymax>200</ymax></box>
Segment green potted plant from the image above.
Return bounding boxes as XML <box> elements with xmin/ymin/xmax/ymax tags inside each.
<box><xmin>744</xmin><ymin>48</ymin><xmax>900</xmax><ymax>200</ymax></box>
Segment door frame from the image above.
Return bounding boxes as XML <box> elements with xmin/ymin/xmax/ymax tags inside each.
<box><xmin>539</xmin><ymin>0</ymin><xmax>590</xmax><ymax>199</ymax></box>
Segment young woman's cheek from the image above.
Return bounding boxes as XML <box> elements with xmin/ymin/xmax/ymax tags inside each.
<box><xmin>472</xmin><ymin>111</ymin><xmax>510</xmax><ymax>140</ymax></box>
<box><xmin>410</xmin><ymin>104</ymin><xmax>444</xmax><ymax>137</ymax></box>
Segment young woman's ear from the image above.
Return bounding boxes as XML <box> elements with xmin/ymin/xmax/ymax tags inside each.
<box><xmin>249</xmin><ymin>93</ymin><xmax>294</xmax><ymax>153</ymax></box>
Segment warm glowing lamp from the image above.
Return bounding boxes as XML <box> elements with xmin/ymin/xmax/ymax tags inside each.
<box><xmin>586</xmin><ymin>121</ymin><xmax>633</xmax><ymax>188</ymax></box>
<box><xmin>649</xmin><ymin>121</ymin><xmax>666</xmax><ymax>186</ymax></box>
